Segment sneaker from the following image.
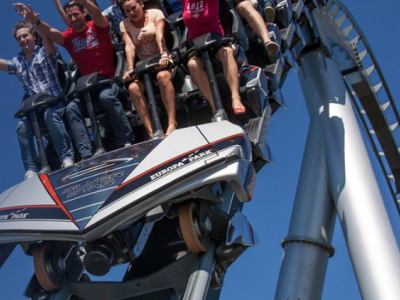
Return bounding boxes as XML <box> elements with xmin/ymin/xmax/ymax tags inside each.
<box><xmin>81</xmin><ymin>155</ymin><xmax>92</xmax><ymax>162</ymax></box>
<box><xmin>264</xmin><ymin>41</ymin><xmax>280</xmax><ymax>56</ymax></box>
<box><xmin>24</xmin><ymin>170</ymin><xmax>37</xmax><ymax>180</ymax></box>
<box><xmin>264</xmin><ymin>5</ymin><xmax>276</xmax><ymax>23</ymax></box>
<box><xmin>250</xmin><ymin>0</ymin><xmax>258</xmax><ymax>8</ymax></box>
<box><xmin>61</xmin><ymin>158</ymin><xmax>74</xmax><ymax>169</ymax></box>
<box><xmin>93</xmin><ymin>148</ymin><xmax>106</xmax><ymax>157</ymax></box>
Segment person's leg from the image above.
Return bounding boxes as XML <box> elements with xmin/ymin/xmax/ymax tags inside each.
<box><xmin>187</xmin><ymin>56</ymin><xmax>216</xmax><ymax>113</ymax></box>
<box><xmin>128</xmin><ymin>80</ymin><xmax>154</xmax><ymax>137</ymax></box>
<box><xmin>156</xmin><ymin>70</ymin><xmax>177</xmax><ymax>135</ymax></box>
<box><xmin>216</xmin><ymin>47</ymin><xmax>245</xmax><ymax>114</ymax></box>
<box><xmin>65</xmin><ymin>98</ymin><xmax>93</xmax><ymax>159</ymax></box>
<box><xmin>16</xmin><ymin>117</ymin><xmax>38</xmax><ymax>172</ymax></box>
<box><xmin>44</xmin><ymin>103</ymin><xmax>75</xmax><ymax>165</ymax></box>
<box><xmin>98</xmin><ymin>83</ymin><xmax>134</xmax><ymax>147</ymax></box>
<box><xmin>237</xmin><ymin>0</ymin><xmax>279</xmax><ymax>56</ymax></box>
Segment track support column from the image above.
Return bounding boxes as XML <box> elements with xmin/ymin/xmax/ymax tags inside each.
<box><xmin>274</xmin><ymin>107</ymin><xmax>336</xmax><ymax>300</ymax></box>
<box><xmin>276</xmin><ymin>50</ymin><xmax>400</xmax><ymax>300</ymax></box>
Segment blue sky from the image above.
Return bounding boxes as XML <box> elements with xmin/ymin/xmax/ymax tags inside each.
<box><xmin>0</xmin><ymin>0</ymin><xmax>399</xmax><ymax>299</ymax></box>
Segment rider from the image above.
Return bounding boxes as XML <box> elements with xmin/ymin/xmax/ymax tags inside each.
<box><xmin>119</xmin><ymin>0</ymin><xmax>177</xmax><ymax>137</ymax></box>
<box><xmin>54</xmin><ymin>0</ymin><xmax>125</xmax><ymax>38</ymax></box>
<box><xmin>0</xmin><ymin>20</ymin><xmax>75</xmax><ymax>179</ymax></box>
<box><xmin>16</xmin><ymin>1</ymin><xmax>134</xmax><ymax>157</ymax></box>
<box><xmin>103</xmin><ymin>0</ymin><xmax>126</xmax><ymax>37</ymax></box>
<box><xmin>53</xmin><ymin>0</ymin><xmax>100</xmax><ymax>27</ymax></box>
<box><xmin>182</xmin><ymin>0</ymin><xmax>246</xmax><ymax>115</ymax></box>
<box><xmin>232</xmin><ymin>0</ymin><xmax>279</xmax><ymax>56</ymax></box>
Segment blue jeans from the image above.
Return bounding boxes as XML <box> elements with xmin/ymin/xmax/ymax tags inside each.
<box><xmin>17</xmin><ymin>118</ymin><xmax>37</xmax><ymax>172</ymax></box>
<box><xmin>17</xmin><ymin>103</ymin><xmax>75</xmax><ymax>172</ymax></box>
<box><xmin>65</xmin><ymin>83</ymin><xmax>133</xmax><ymax>156</ymax></box>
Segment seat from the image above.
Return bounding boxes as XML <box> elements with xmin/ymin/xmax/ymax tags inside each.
<box><xmin>13</xmin><ymin>57</ymin><xmax>72</xmax><ymax>174</ymax></box>
<box><xmin>178</xmin><ymin>7</ymin><xmax>258</xmax><ymax>124</ymax></box>
<box><xmin>118</xmin><ymin>17</ymin><xmax>181</xmax><ymax>139</ymax></box>
<box><xmin>65</xmin><ymin>35</ymin><xmax>134</xmax><ymax>153</ymax></box>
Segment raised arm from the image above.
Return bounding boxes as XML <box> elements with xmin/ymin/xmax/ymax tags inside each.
<box><xmin>53</xmin><ymin>0</ymin><xmax>69</xmax><ymax>27</ymax></box>
<box><xmin>14</xmin><ymin>3</ymin><xmax>65</xmax><ymax>47</ymax></box>
<box><xmin>75</xmin><ymin>0</ymin><xmax>109</xmax><ymax>28</ymax></box>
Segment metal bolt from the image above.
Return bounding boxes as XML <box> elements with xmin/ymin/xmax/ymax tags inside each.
<box><xmin>57</xmin><ymin>258</ymin><xmax>66</xmax><ymax>271</ymax></box>
<box><xmin>217</xmin><ymin>191</ymin><xmax>223</xmax><ymax>202</ymax></box>
<box><xmin>202</xmin><ymin>217</ymin><xmax>212</xmax><ymax>232</ymax></box>
<box><xmin>117</xmin><ymin>258</ymin><xmax>124</xmax><ymax>264</ymax></box>
<box><xmin>107</xmin><ymin>234</ymin><xmax>113</xmax><ymax>240</ymax></box>
<box><xmin>122</xmin><ymin>248</ymin><xmax>129</xmax><ymax>254</ymax></box>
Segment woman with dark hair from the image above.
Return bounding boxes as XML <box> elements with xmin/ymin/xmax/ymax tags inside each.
<box><xmin>119</xmin><ymin>0</ymin><xmax>177</xmax><ymax>137</ymax></box>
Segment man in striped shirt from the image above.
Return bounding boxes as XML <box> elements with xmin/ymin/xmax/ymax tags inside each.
<box><xmin>102</xmin><ymin>0</ymin><xmax>125</xmax><ymax>37</ymax></box>
<box><xmin>0</xmin><ymin>20</ymin><xmax>75</xmax><ymax>180</ymax></box>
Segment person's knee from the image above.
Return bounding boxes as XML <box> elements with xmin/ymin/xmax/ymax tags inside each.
<box><xmin>217</xmin><ymin>47</ymin><xmax>234</xmax><ymax>61</ymax></box>
<box><xmin>43</xmin><ymin>108</ymin><xmax>60</xmax><ymax>126</ymax></box>
<box><xmin>16</xmin><ymin>120</ymin><xmax>26</xmax><ymax>135</ymax></box>
<box><xmin>99</xmin><ymin>91</ymin><xmax>110</xmax><ymax>105</ymax></box>
<box><xmin>66</xmin><ymin>100</ymin><xmax>79</xmax><ymax>118</ymax></box>
<box><xmin>99</xmin><ymin>85</ymin><xmax>119</xmax><ymax>104</ymax></box>
<box><xmin>237</xmin><ymin>0</ymin><xmax>253</xmax><ymax>14</ymax></box>
<box><xmin>128</xmin><ymin>82</ymin><xmax>142</xmax><ymax>97</ymax></box>
<box><xmin>156</xmin><ymin>71</ymin><xmax>171</xmax><ymax>86</ymax></box>
<box><xmin>187</xmin><ymin>58</ymin><xmax>200</xmax><ymax>73</ymax></box>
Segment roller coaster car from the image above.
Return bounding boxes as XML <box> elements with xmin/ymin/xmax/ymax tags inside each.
<box><xmin>0</xmin><ymin>27</ymin><xmax>266</xmax><ymax>300</ymax></box>
<box><xmin>0</xmin><ymin>118</ymin><xmax>259</xmax><ymax>298</ymax></box>
<box><xmin>271</xmin><ymin>0</ymin><xmax>307</xmax><ymax>53</ymax></box>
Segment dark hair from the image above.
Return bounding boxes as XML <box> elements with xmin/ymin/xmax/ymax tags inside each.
<box><xmin>12</xmin><ymin>20</ymin><xmax>43</xmax><ymax>46</ymax></box>
<box><xmin>63</xmin><ymin>0</ymin><xmax>84</xmax><ymax>12</ymax></box>
<box><xmin>63</xmin><ymin>0</ymin><xmax>101</xmax><ymax>12</ymax></box>
<box><xmin>117</xmin><ymin>0</ymin><xmax>143</xmax><ymax>10</ymax></box>
<box><xmin>12</xmin><ymin>20</ymin><xmax>33</xmax><ymax>38</ymax></box>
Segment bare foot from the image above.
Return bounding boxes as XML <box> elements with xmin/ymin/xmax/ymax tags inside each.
<box><xmin>165</xmin><ymin>123</ymin><xmax>177</xmax><ymax>136</ymax></box>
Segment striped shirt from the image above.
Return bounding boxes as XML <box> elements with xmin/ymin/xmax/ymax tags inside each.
<box><xmin>7</xmin><ymin>46</ymin><xmax>62</xmax><ymax>97</ymax></box>
<box><xmin>103</xmin><ymin>4</ymin><xmax>125</xmax><ymax>35</ymax></box>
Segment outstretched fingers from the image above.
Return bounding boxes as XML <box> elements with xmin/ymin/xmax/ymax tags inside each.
<box><xmin>13</xmin><ymin>3</ymin><xmax>39</xmax><ymax>22</ymax></box>
<box><xmin>13</xmin><ymin>3</ymin><xmax>27</xmax><ymax>17</ymax></box>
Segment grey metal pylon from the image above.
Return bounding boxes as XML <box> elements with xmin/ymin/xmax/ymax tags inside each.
<box><xmin>274</xmin><ymin>104</ymin><xmax>336</xmax><ymax>300</ymax></box>
<box><xmin>276</xmin><ymin>50</ymin><xmax>400</xmax><ymax>300</ymax></box>
<box><xmin>323</xmin><ymin>0</ymin><xmax>400</xmax><ymax>214</ymax></box>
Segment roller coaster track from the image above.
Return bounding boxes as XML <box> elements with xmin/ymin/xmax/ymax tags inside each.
<box><xmin>1</xmin><ymin>1</ymin><xmax>400</xmax><ymax>299</ymax></box>
<box><xmin>296</xmin><ymin>0</ymin><xmax>400</xmax><ymax>213</ymax></box>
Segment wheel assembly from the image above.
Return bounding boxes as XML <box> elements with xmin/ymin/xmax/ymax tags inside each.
<box><xmin>179</xmin><ymin>201</ymin><xmax>210</xmax><ymax>253</ymax></box>
<box><xmin>215</xmin><ymin>244</ymin><xmax>246</xmax><ymax>264</ymax></box>
<box><xmin>33</xmin><ymin>243</ymin><xmax>66</xmax><ymax>291</ymax></box>
<box><xmin>210</xmin><ymin>262</ymin><xmax>225</xmax><ymax>289</ymax></box>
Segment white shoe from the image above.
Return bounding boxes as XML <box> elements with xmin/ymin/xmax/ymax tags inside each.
<box><xmin>250</xmin><ymin>0</ymin><xmax>258</xmax><ymax>8</ymax></box>
<box><xmin>264</xmin><ymin>5</ymin><xmax>276</xmax><ymax>23</ymax></box>
<box><xmin>24</xmin><ymin>170</ymin><xmax>37</xmax><ymax>180</ymax></box>
<box><xmin>61</xmin><ymin>158</ymin><xmax>74</xmax><ymax>168</ymax></box>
